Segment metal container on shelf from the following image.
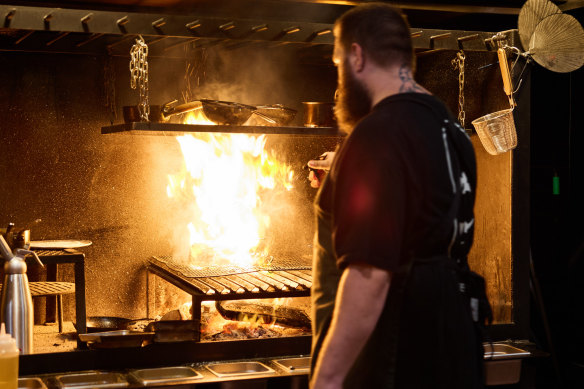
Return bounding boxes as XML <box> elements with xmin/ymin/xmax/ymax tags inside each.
<box><xmin>483</xmin><ymin>343</ymin><xmax>531</xmax><ymax>386</ymax></box>
<box><xmin>0</xmin><ymin>235</ymin><xmax>44</xmax><ymax>354</ymax></box>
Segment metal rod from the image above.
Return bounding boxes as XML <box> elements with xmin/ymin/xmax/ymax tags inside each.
<box><xmin>226</xmin><ymin>275</ymin><xmax>260</xmax><ymax>293</ymax></box>
<box><xmin>4</xmin><ymin>9</ymin><xmax>15</xmax><ymax>28</ymax></box>
<box><xmin>75</xmin><ymin>33</ymin><xmax>104</xmax><ymax>47</ymax></box>
<box><xmin>80</xmin><ymin>13</ymin><xmax>92</xmax><ymax>25</ymax></box>
<box><xmin>146</xmin><ymin>36</ymin><xmax>168</xmax><ymax>46</ymax></box>
<box><xmin>219</xmin><ymin>21</ymin><xmax>235</xmax><ymax>31</ymax></box>
<box><xmin>241</xmin><ymin>273</ymin><xmax>275</xmax><ymax>292</ymax></box>
<box><xmin>188</xmin><ymin>278</ymin><xmax>215</xmax><ymax>295</ymax></box>
<box><xmin>200</xmin><ymin>278</ymin><xmax>230</xmax><ymax>294</ymax></box>
<box><xmin>251</xmin><ymin>24</ymin><xmax>268</xmax><ymax>33</ymax></box>
<box><xmin>162</xmin><ymin>38</ymin><xmax>199</xmax><ymax>52</ymax></box>
<box><xmin>283</xmin><ymin>26</ymin><xmax>300</xmax><ymax>34</ymax></box>
<box><xmin>213</xmin><ymin>277</ymin><xmax>245</xmax><ymax>294</ymax></box>
<box><xmin>117</xmin><ymin>16</ymin><xmax>129</xmax><ymax>26</ymax></box>
<box><xmin>457</xmin><ymin>33</ymin><xmax>480</xmax><ymax>49</ymax></box>
<box><xmin>43</xmin><ymin>13</ymin><xmax>53</xmax><ymax>30</ymax></box>
<box><xmin>106</xmin><ymin>34</ymin><xmax>136</xmax><ymax>50</ymax></box>
<box><xmin>186</xmin><ymin>20</ymin><xmax>201</xmax><ymax>31</ymax></box>
<box><xmin>14</xmin><ymin>30</ymin><xmax>34</xmax><ymax>45</ymax></box>
<box><xmin>305</xmin><ymin>28</ymin><xmax>332</xmax><ymax>42</ymax></box>
<box><xmin>46</xmin><ymin>32</ymin><xmax>70</xmax><ymax>46</ymax></box>
<box><xmin>152</xmin><ymin>18</ymin><xmax>166</xmax><ymax>29</ymax></box>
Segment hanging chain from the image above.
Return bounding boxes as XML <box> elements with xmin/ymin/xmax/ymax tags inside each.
<box><xmin>452</xmin><ymin>50</ymin><xmax>466</xmax><ymax>128</ymax></box>
<box><xmin>129</xmin><ymin>35</ymin><xmax>149</xmax><ymax>121</ymax></box>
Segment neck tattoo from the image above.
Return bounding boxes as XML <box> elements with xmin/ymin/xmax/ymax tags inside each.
<box><xmin>398</xmin><ymin>65</ymin><xmax>425</xmax><ymax>93</ymax></box>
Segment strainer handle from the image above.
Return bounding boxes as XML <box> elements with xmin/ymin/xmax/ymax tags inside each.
<box><xmin>498</xmin><ymin>48</ymin><xmax>516</xmax><ymax>108</ymax></box>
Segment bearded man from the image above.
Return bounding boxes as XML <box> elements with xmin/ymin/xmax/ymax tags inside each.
<box><xmin>308</xmin><ymin>3</ymin><xmax>485</xmax><ymax>388</ymax></box>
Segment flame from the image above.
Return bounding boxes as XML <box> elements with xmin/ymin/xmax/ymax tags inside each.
<box><xmin>166</xmin><ymin>110</ymin><xmax>294</xmax><ymax>268</ymax></box>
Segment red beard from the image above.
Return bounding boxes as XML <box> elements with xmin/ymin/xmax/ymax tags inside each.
<box><xmin>334</xmin><ymin>59</ymin><xmax>372</xmax><ymax>134</ymax></box>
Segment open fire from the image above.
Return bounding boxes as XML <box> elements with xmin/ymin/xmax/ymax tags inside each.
<box><xmin>166</xmin><ymin>109</ymin><xmax>295</xmax><ymax>268</ymax></box>
<box><xmin>160</xmin><ymin>109</ymin><xmax>310</xmax><ymax>339</ymax></box>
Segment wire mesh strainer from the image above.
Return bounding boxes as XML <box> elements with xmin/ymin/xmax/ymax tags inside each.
<box><xmin>471</xmin><ymin>108</ymin><xmax>517</xmax><ymax>155</ymax></box>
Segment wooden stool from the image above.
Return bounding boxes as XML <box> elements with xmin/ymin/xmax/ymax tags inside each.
<box><xmin>29</xmin><ymin>281</ymin><xmax>75</xmax><ymax>333</ymax></box>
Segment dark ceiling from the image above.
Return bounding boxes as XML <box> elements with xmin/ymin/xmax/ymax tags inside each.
<box><xmin>2</xmin><ymin>0</ymin><xmax>583</xmax><ymax>32</ymax></box>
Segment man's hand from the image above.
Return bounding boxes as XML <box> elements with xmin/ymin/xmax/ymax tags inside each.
<box><xmin>307</xmin><ymin>152</ymin><xmax>336</xmax><ymax>188</ymax></box>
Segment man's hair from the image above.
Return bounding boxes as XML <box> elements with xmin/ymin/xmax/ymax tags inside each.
<box><xmin>335</xmin><ymin>3</ymin><xmax>414</xmax><ymax>70</ymax></box>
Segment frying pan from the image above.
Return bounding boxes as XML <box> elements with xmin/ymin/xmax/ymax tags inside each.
<box><xmin>123</xmin><ymin>100</ymin><xmax>202</xmax><ymax>123</ymax></box>
<box><xmin>197</xmin><ymin>99</ymin><xmax>257</xmax><ymax>125</ymax></box>
<box><xmin>124</xmin><ymin>99</ymin><xmax>295</xmax><ymax>125</ymax></box>
<box><xmin>253</xmin><ymin>104</ymin><xmax>297</xmax><ymax>125</ymax></box>
<box><xmin>76</xmin><ymin>316</ymin><xmax>152</xmax><ymax>333</ymax></box>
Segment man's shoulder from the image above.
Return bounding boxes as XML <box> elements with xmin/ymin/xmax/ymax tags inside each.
<box><xmin>356</xmin><ymin>93</ymin><xmax>447</xmax><ymax>133</ymax></box>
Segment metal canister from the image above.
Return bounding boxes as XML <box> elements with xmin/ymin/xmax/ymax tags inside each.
<box><xmin>0</xmin><ymin>235</ymin><xmax>42</xmax><ymax>354</ymax></box>
<box><xmin>302</xmin><ymin>102</ymin><xmax>336</xmax><ymax>127</ymax></box>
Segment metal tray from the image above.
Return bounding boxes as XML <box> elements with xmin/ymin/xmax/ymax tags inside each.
<box><xmin>54</xmin><ymin>372</ymin><xmax>129</xmax><ymax>388</ymax></box>
<box><xmin>272</xmin><ymin>357</ymin><xmax>311</xmax><ymax>373</ymax></box>
<box><xmin>206</xmin><ymin>361</ymin><xmax>275</xmax><ymax>377</ymax></box>
<box><xmin>78</xmin><ymin>330</ymin><xmax>154</xmax><ymax>348</ymax></box>
<box><xmin>18</xmin><ymin>377</ymin><xmax>47</xmax><ymax>389</ymax></box>
<box><xmin>483</xmin><ymin>343</ymin><xmax>530</xmax><ymax>360</ymax></box>
<box><xmin>129</xmin><ymin>366</ymin><xmax>202</xmax><ymax>385</ymax></box>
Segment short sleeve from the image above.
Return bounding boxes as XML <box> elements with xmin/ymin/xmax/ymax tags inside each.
<box><xmin>331</xmin><ymin>117</ymin><xmax>409</xmax><ymax>272</ymax></box>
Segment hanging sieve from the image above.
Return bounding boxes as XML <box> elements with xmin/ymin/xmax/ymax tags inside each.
<box><xmin>471</xmin><ymin>47</ymin><xmax>518</xmax><ymax>155</ymax></box>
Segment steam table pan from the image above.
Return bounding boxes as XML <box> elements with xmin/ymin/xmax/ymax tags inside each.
<box><xmin>78</xmin><ymin>330</ymin><xmax>154</xmax><ymax>348</ymax></box>
<box><xmin>206</xmin><ymin>361</ymin><xmax>275</xmax><ymax>377</ymax></box>
<box><xmin>272</xmin><ymin>357</ymin><xmax>311</xmax><ymax>373</ymax></box>
<box><xmin>18</xmin><ymin>377</ymin><xmax>47</xmax><ymax>389</ymax></box>
<box><xmin>54</xmin><ymin>372</ymin><xmax>128</xmax><ymax>388</ymax></box>
<box><xmin>129</xmin><ymin>366</ymin><xmax>203</xmax><ymax>386</ymax></box>
<box><xmin>483</xmin><ymin>343</ymin><xmax>530</xmax><ymax>386</ymax></box>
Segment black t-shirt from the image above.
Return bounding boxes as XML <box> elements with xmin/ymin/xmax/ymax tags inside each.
<box><xmin>321</xmin><ymin>92</ymin><xmax>475</xmax><ymax>272</ymax></box>
<box><xmin>311</xmin><ymin>92</ymin><xmax>481</xmax><ymax>388</ymax></box>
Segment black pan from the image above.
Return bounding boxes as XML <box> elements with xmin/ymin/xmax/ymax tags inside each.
<box><xmin>198</xmin><ymin>99</ymin><xmax>256</xmax><ymax>125</ymax></box>
<box><xmin>76</xmin><ymin>316</ymin><xmax>152</xmax><ymax>333</ymax></box>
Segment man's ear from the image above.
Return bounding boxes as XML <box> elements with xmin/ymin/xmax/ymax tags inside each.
<box><xmin>350</xmin><ymin>42</ymin><xmax>365</xmax><ymax>73</ymax></box>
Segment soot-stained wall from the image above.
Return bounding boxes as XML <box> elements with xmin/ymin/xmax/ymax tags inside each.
<box><xmin>0</xmin><ymin>44</ymin><xmax>525</xmax><ymax>342</ymax></box>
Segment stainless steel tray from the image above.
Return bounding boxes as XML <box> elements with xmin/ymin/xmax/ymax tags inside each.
<box><xmin>78</xmin><ymin>330</ymin><xmax>154</xmax><ymax>348</ymax></box>
<box><xmin>206</xmin><ymin>361</ymin><xmax>275</xmax><ymax>377</ymax></box>
<box><xmin>272</xmin><ymin>357</ymin><xmax>311</xmax><ymax>372</ymax></box>
<box><xmin>54</xmin><ymin>372</ymin><xmax>128</xmax><ymax>388</ymax></box>
<box><xmin>129</xmin><ymin>366</ymin><xmax>202</xmax><ymax>385</ymax></box>
<box><xmin>483</xmin><ymin>343</ymin><xmax>530</xmax><ymax>360</ymax></box>
<box><xmin>18</xmin><ymin>377</ymin><xmax>47</xmax><ymax>389</ymax></box>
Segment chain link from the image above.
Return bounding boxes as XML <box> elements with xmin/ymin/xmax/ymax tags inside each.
<box><xmin>452</xmin><ymin>51</ymin><xmax>466</xmax><ymax>129</ymax></box>
<box><xmin>130</xmin><ymin>36</ymin><xmax>149</xmax><ymax>121</ymax></box>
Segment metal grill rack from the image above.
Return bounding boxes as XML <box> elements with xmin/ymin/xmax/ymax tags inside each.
<box><xmin>148</xmin><ymin>256</ymin><xmax>312</xmax><ymax>341</ymax></box>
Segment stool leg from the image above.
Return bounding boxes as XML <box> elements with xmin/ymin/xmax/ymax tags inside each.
<box><xmin>57</xmin><ymin>295</ymin><xmax>64</xmax><ymax>333</ymax></box>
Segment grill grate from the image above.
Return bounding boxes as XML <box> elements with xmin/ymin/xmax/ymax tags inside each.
<box><xmin>149</xmin><ymin>256</ymin><xmax>312</xmax><ymax>296</ymax></box>
<box><xmin>148</xmin><ymin>256</ymin><xmax>313</xmax><ymax>342</ymax></box>
<box><xmin>154</xmin><ymin>255</ymin><xmax>311</xmax><ymax>278</ymax></box>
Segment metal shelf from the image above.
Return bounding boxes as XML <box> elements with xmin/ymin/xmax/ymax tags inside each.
<box><xmin>101</xmin><ymin>122</ymin><xmax>343</xmax><ymax>136</ymax></box>
<box><xmin>1</xmin><ymin>4</ymin><xmax>520</xmax><ymax>56</ymax></box>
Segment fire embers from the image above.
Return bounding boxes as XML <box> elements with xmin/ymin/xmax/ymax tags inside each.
<box><xmin>198</xmin><ymin>299</ymin><xmax>311</xmax><ymax>341</ymax></box>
